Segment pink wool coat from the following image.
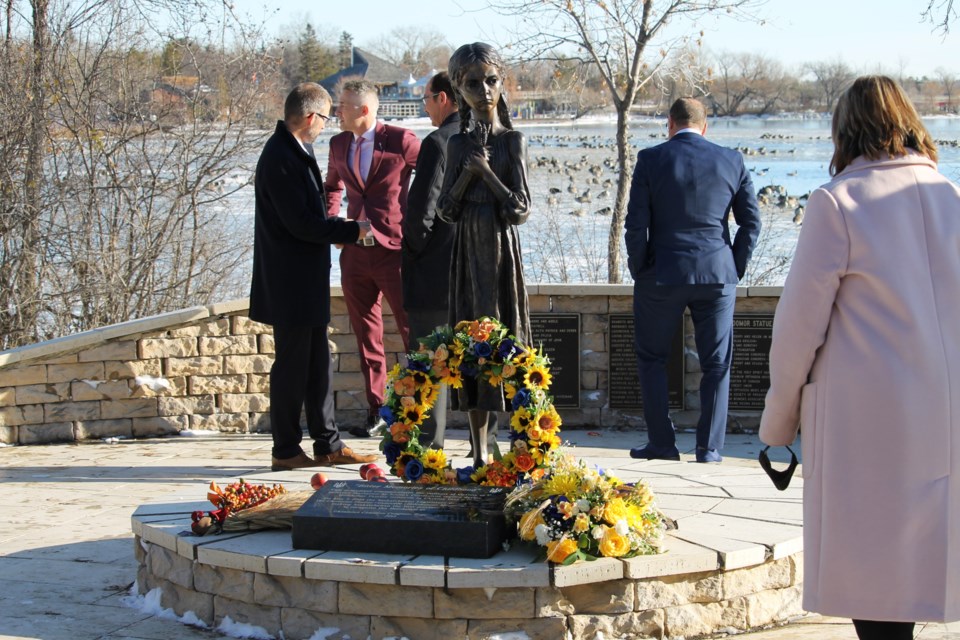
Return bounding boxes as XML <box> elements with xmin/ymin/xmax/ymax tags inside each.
<box><xmin>760</xmin><ymin>152</ymin><xmax>960</xmax><ymax>622</ymax></box>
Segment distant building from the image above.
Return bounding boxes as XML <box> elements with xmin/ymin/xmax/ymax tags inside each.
<box><xmin>320</xmin><ymin>48</ymin><xmax>424</xmax><ymax>119</ymax></box>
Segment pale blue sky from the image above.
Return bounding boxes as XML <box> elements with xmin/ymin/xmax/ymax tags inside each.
<box><xmin>230</xmin><ymin>1</ymin><xmax>958</xmax><ymax>77</ymax></box>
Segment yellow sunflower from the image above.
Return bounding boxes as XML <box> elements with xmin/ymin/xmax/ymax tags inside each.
<box><xmin>402</xmin><ymin>405</ymin><xmax>425</xmax><ymax>426</ymax></box>
<box><xmin>510</xmin><ymin>407</ymin><xmax>532</xmax><ymax>432</ymax></box>
<box><xmin>503</xmin><ymin>382</ymin><xmax>517</xmax><ymax>399</ymax></box>
<box><xmin>523</xmin><ymin>365</ymin><xmax>553</xmax><ymax>391</ymax></box>
<box><xmin>441</xmin><ymin>367</ymin><xmax>463</xmax><ymax>389</ymax></box>
<box><xmin>422</xmin><ymin>449</ymin><xmax>447</xmax><ymax>471</ymax></box>
<box><xmin>537</xmin><ymin>407</ymin><xmax>562</xmax><ymax>432</ymax></box>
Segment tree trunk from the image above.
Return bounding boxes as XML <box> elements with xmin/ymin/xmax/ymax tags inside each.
<box><xmin>607</xmin><ymin>107</ymin><xmax>632</xmax><ymax>283</ymax></box>
<box><xmin>18</xmin><ymin>0</ymin><xmax>47</xmax><ymax>343</ymax></box>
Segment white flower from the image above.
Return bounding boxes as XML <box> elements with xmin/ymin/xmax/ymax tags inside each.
<box><xmin>615</xmin><ymin>519</ymin><xmax>630</xmax><ymax>535</ymax></box>
<box><xmin>575</xmin><ymin>499</ymin><xmax>591</xmax><ymax>513</ymax></box>
<box><xmin>591</xmin><ymin>524</ymin><xmax>607</xmax><ymax>540</ymax></box>
<box><xmin>535</xmin><ymin>523</ymin><xmax>551</xmax><ymax>546</ymax></box>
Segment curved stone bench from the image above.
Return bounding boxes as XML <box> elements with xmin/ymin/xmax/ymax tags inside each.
<box><xmin>132</xmin><ymin>458</ymin><xmax>805</xmax><ymax>639</ymax></box>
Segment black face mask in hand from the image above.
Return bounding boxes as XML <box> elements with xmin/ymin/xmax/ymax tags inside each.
<box><xmin>759</xmin><ymin>445</ymin><xmax>799</xmax><ymax>491</ymax></box>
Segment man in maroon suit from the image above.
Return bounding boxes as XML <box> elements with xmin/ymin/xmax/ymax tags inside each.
<box><xmin>325</xmin><ymin>80</ymin><xmax>420</xmax><ymax>437</ymax></box>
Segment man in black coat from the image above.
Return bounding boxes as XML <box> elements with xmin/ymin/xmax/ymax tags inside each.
<box><xmin>401</xmin><ymin>72</ymin><xmax>459</xmax><ymax>448</ymax></box>
<box><xmin>250</xmin><ymin>82</ymin><xmax>377</xmax><ymax>471</ymax></box>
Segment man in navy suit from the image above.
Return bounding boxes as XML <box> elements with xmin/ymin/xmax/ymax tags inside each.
<box><xmin>625</xmin><ymin>97</ymin><xmax>761</xmax><ymax>463</ymax></box>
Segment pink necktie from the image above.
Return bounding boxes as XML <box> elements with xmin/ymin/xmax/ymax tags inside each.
<box><xmin>352</xmin><ymin>137</ymin><xmax>365</xmax><ymax>190</ymax></box>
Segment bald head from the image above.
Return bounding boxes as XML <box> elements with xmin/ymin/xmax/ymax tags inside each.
<box><xmin>668</xmin><ymin>97</ymin><xmax>707</xmax><ymax>137</ymax></box>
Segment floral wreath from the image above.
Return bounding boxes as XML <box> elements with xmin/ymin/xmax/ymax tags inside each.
<box><xmin>378</xmin><ymin>317</ymin><xmax>562</xmax><ymax>487</ymax></box>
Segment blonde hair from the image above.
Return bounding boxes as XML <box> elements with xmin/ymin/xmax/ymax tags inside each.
<box><xmin>830</xmin><ymin>75</ymin><xmax>937</xmax><ymax>175</ymax></box>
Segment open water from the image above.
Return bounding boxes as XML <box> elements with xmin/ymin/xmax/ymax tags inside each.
<box><xmin>219</xmin><ymin>114</ymin><xmax>960</xmax><ymax>288</ymax></box>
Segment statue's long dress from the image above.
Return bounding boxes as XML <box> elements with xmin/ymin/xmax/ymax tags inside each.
<box><xmin>437</xmin><ymin>128</ymin><xmax>532</xmax><ymax>412</ymax></box>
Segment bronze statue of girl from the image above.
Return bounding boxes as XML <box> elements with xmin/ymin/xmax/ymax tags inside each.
<box><xmin>437</xmin><ymin>42</ymin><xmax>532</xmax><ymax>469</ymax></box>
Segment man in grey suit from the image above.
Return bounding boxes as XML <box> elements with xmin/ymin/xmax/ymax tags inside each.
<box><xmin>625</xmin><ymin>97</ymin><xmax>761</xmax><ymax>463</ymax></box>
<box><xmin>401</xmin><ymin>72</ymin><xmax>460</xmax><ymax>447</ymax></box>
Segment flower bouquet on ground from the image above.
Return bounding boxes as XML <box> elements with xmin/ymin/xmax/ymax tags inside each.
<box><xmin>504</xmin><ymin>452</ymin><xmax>666</xmax><ymax>563</ymax></box>
<box><xmin>379</xmin><ymin>317</ymin><xmax>562</xmax><ymax>487</ymax></box>
<box><xmin>191</xmin><ymin>479</ymin><xmax>296</xmax><ymax>535</ymax></box>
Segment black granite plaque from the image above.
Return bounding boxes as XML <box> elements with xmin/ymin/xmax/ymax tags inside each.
<box><xmin>530</xmin><ymin>313</ymin><xmax>580</xmax><ymax>408</ymax></box>
<box><xmin>729</xmin><ymin>313</ymin><xmax>774</xmax><ymax>410</ymax></box>
<box><xmin>292</xmin><ymin>480</ymin><xmax>509</xmax><ymax>558</ymax></box>
<box><xmin>608</xmin><ymin>314</ymin><xmax>684</xmax><ymax>409</ymax></box>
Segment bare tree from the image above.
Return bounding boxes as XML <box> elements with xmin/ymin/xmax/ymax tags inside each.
<box><xmin>366</xmin><ymin>25</ymin><xmax>452</xmax><ymax>78</ymax></box>
<box><xmin>936</xmin><ymin>66</ymin><xmax>958</xmax><ymax>111</ymax></box>
<box><xmin>923</xmin><ymin>0</ymin><xmax>957</xmax><ymax>33</ymax></box>
<box><xmin>803</xmin><ymin>58</ymin><xmax>856</xmax><ymax>111</ymax></box>
<box><xmin>706</xmin><ymin>51</ymin><xmax>791</xmax><ymax>116</ymax></box>
<box><xmin>486</xmin><ymin>0</ymin><xmax>764</xmax><ymax>283</ymax></box>
<box><xmin>0</xmin><ymin>0</ymin><xmax>282</xmax><ymax>348</ymax></box>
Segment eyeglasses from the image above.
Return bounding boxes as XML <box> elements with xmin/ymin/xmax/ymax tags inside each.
<box><xmin>311</xmin><ymin>112</ymin><xmax>331</xmax><ymax>123</ymax></box>
<box><xmin>420</xmin><ymin>92</ymin><xmax>441</xmax><ymax>104</ymax></box>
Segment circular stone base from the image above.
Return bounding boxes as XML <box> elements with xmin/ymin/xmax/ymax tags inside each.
<box><xmin>132</xmin><ymin>459</ymin><xmax>805</xmax><ymax>639</ymax></box>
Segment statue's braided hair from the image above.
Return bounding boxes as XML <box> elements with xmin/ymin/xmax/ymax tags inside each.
<box><xmin>448</xmin><ymin>42</ymin><xmax>513</xmax><ymax>137</ymax></box>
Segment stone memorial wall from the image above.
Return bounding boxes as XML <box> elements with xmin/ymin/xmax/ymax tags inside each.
<box><xmin>0</xmin><ymin>285</ymin><xmax>780</xmax><ymax>445</ymax></box>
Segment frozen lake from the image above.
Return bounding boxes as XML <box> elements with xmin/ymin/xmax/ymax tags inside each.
<box><xmin>218</xmin><ymin>114</ymin><xmax>960</xmax><ymax>289</ymax></box>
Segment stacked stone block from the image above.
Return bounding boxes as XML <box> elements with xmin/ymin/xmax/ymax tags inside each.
<box><xmin>135</xmin><ymin>536</ymin><xmax>803</xmax><ymax>640</ymax></box>
<box><xmin>0</xmin><ymin>287</ymin><xmax>780</xmax><ymax>445</ymax></box>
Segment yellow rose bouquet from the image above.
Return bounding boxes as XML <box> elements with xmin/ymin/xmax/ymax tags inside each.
<box><xmin>504</xmin><ymin>453</ymin><xmax>665</xmax><ymax>563</ymax></box>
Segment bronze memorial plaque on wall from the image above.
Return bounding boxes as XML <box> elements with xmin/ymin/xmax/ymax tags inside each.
<box><xmin>608</xmin><ymin>314</ymin><xmax>684</xmax><ymax>409</ymax></box>
<box><xmin>729</xmin><ymin>313</ymin><xmax>774</xmax><ymax>410</ymax></box>
<box><xmin>529</xmin><ymin>313</ymin><xmax>580</xmax><ymax>408</ymax></box>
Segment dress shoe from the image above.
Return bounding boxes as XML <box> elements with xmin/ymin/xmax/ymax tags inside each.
<box><xmin>696</xmin><ymin>447</ymin><xmax>722</xmax><ymax>463</ymax></box>
<box><xmin>629</xmin><ymin>444</ymin><xmax>681</xmax><ymax>461</ymax></box>
<box><xmin>348</xmin><ymin>414</ymin><xmax>387</xmax><ymax>438</ymax></box>
<box><xmin>315</xmin><ymin>445</ymin><xmax>377</xmax><ymax>466</ymax></box>
<box><xmin>271</xmin><ymin>452</ymin><xmax>321</xmax><ymax>471</ymax></box>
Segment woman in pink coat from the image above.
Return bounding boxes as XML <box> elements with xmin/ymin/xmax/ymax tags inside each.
<box><xmin>760</xmin><ymin>76</ymin><xmax>960</xmax><ymax>640</ymax></box>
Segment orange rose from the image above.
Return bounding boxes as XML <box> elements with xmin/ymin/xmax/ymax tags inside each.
<box><xmin>514</xmin><ymin>452</ymin><xmax>535</xmax><ymax>472</ymax></box>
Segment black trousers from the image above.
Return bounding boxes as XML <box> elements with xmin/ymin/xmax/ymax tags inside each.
<box><xmin>270</xmin><ymin>324</ymin><xmax>342</xmax><ymax>459</ymax></box>
<box><xmin>852</xmin><ymin>619</ymin><xmax>915</xmax><ymax>640</ymax></box>
<box><xmin>406</xmin><ymin>308</ymin><xmax>449</xmax><ymax>446</ymax></box>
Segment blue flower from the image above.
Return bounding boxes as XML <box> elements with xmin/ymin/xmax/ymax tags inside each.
<box><xmin>383</xmin><ymin>442</ymin><xmax>402</xmax><ymax>465</ymax></box>
<box><xmin>511</xmin><ymin>388</ymin><xmax>532</xmax><ymax>410</ymax></box>
<box><xmin>405</xmin><ymin>459</ymin><xmax>425</xmax><ymax>481</ymax></box>
<box><xmin>456</xmin><ymin>466</ymin><xmax>475</xmax><ymax>484</ymax></box>
<box><xmin>379</xmin><ymin>406</ymin><xmax>395</xmax><ymax>424</ymax></box>
<box><xmin>497</xmin><ymin>338</ymin><xmax>516</xmax><ymax>359</ymax></box>
<box><xmin>474</xmin><ymin>341</ymin><xmax>493</xmax><ymax>358</ymax></box>
<box><xmin>407</xmin><ymin>357</ymin><xmax>431</xmax><ymax>373</ymax></box>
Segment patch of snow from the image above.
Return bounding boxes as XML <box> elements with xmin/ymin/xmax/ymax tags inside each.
<box><xmin>306</xmin><ymin>629</ymin><xmax>343</xmax><ymax>640</ymax></box>
<box><xmin>588</xmin><ymin>392</ymin><xmax>600</xmax><ymax>401</ymax></box>
<box><xmin>134</xmin><ymin>374</ymin><xmax>172</xmax><ymax>392</ymax></box>
<box><xmin>178</xmin><ymin>429</ymin><xmax>223</xmax><ymax>437</ymax></box>
<box><xmin>81</xmin><ymin>379</ymin><xmax>102</xmax><ymax>388</ymax></box>
<box><xmin>217</xmin><ymin>615</ymin><xmax>274</xmax><ymax>639</ymax></box>
<box><xmin>119</xmin><ymin>586</ymin><xmax>209</xmax><ymax>629</ymax></box>
<box><xmin>483</xmin><ymin>587</ymin><xmax>497</xmax><ymax>601</ymax></box>
<box><xmin>486</xmin><ymin>633</ymin><xmax>532</xmax><ymax>640</ymax></box>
